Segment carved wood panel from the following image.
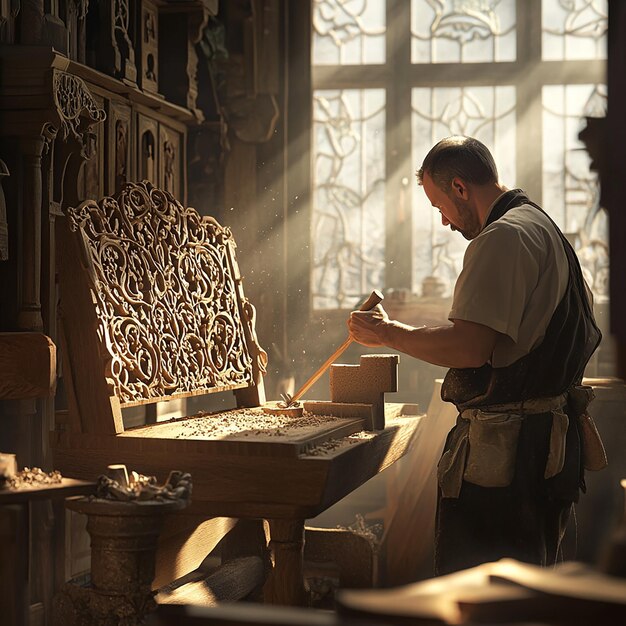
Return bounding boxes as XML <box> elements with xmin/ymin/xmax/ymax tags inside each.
<box><xmin>80</xmin><ymin>93</ymin><xmax>105</xmax><ymax>201</ymax></box>
<box><xmin>95</xmin><ymin>0</ymin><xmax>137</xmax><ymax>84</ymax></box>
<box><xmin>107</xmin><ymin>100</ymin><xmax>133</xmax><ymax>195</ymax></box>
<box><xmin>139</xmin><ymin>0</ymin><xmax>159</xmax><ymax>94</ymax></box>
<box><xmin>159</xmin><ymin>124</ymin><xmax>181</xmax><ymax>199</ymax></box>
<box><xmin>137</xmin><ymin>113</ymin><xmax>158</xmax><ymax>185</ymax></box>
<box><xmin>65</xmin><ymin>182</ymin><xmax>257</xmax><ymax>405</ymax></box>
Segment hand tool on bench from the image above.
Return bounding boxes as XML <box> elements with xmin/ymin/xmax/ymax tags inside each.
<box><xmin>280</xmin><ymin>289</ymin><xmax>384</xmax><ymax>407</ymax></box>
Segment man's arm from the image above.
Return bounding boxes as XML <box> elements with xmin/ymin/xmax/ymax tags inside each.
<box><xmin>348</xmin><ymin>307</ymin><xmax>500</xmax><ymax>369</ymax></box>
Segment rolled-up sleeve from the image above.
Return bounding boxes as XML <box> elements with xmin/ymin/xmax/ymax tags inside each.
<box><xmin>448</xmin><ymin>224</ymin><xmax>540</xmax><ymax>343</ymax></box>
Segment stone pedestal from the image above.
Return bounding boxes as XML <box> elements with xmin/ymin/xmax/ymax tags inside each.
<box><xmin>53</xmin><ymin>497</ymin><xmax>187</xmax><ymax>625</ymax></box>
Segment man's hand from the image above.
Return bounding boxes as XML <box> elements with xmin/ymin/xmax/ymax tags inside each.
<box><xmin>348</xmin><ymin>306</ymin><xmax>500</xmax><ymax>368</ymax></box>
<box><xmin>348</xmin><ymin>303</ymin><xmax>390</xmax><ymax>347</ymax></box>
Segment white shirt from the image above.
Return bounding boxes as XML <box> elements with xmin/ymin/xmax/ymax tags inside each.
<box><xmin>448</xmin><ymin>200</ymin><xmax>570</xmax><ymax>368</ymax></box>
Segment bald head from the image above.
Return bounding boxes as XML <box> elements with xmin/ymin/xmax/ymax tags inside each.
<box><xmin>417</xmin><ymin>136</ymin><xmax>499</xmax><ymax>191</ymax></box>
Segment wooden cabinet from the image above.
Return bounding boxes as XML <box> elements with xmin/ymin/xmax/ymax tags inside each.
<box><xmin>74</xmin><ymin>73</ymin><xmax>190</xmax><ymax>202</ymax></box>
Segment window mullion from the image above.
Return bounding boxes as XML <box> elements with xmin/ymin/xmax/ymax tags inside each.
<box><xmin>385</xmin><ymin>0</ymin><xmax>413</xmax><ymax>293</ymax></box>
<box><xmin>516</xmin><ymin>0</ymin><xmax>544</xmax><ymax>200</ymax></box>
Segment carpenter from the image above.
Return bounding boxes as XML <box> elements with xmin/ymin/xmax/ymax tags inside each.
<box><xmin>347</xmin><ymin>135</ymin><xmax>604</xmax><ymax>574</ymax></box>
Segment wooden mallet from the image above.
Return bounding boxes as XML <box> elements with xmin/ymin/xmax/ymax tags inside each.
<box><xmin>286</xmin><ymin>289</ymin><xmax>384</xmax><ymax>404</ymax></box>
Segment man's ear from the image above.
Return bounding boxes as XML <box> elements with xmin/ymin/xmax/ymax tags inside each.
<box><xmin>451</xmin><ymin>177</ymin><xmax>468</xmax><ymax>199</ymax></box>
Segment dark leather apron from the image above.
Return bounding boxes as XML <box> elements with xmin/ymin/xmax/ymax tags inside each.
<box><xmin>435</xmin><ymin>189</ymin><xmax>602</xmax><ymax>575</ymax></box>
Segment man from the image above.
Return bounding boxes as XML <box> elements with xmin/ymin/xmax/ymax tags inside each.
<box><xmin>348</xmin><ymin>136</ymin><xmax>603</xmax><ymax>575</ymax></box>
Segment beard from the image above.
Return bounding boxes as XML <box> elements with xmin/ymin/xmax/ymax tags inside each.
<box><xmin>452</xmin><ymin>197</ymin><xmax>482</xmax><ymax>240</ymax></box>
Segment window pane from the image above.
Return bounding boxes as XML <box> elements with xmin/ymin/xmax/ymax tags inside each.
<box><xmin>313</xmin><ymin>0</ymin><xmax>386</xmax><ymax>65</ymax></box>
<box><xmin>411</xmin><ymin>86</ymin><xmax>516</xmax><ymax>297</ymax></box>
<box><xmin>542</xmin><ymin>84</ymin><xmax>608</xmax><ymax>300</ymax></box>
<box><xmin>312</xmin><ymin>89</ymin><xmax>386</xmax><ymax>310</ymax></box>
<box><xmin>542</xmin><ymin>0</ymin><xmax>607</xmax><ymax>61</ymax></box>
<box><xmin>411</xmin><ymin>0</ymin><xmax>516</xmax><ymax>64</ymax></box>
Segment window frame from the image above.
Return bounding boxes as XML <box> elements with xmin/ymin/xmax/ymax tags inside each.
<box><xmin>310</xmin><ymin>0</ymin><xmax>606</xmax><ymax>313</ymax></box>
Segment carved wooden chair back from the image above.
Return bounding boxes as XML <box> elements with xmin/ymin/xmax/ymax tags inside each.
<box><xmin>57</xmin><ymin>181</ymin><xmax>267</xmax><ymax>435</ymax></box>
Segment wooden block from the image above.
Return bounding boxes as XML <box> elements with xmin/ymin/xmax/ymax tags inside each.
<box><xmin>0</xmin><ymin>332</ymin><xmax>56</xmax><ymax>400</ymax></box>
<box><xmin>304</xmin><ymin>526</ymin><xmax>379</xmax><ymax>588</ymax></box>
<box><xmin>330</xmin><ymin>355</ymin><xmax>399</xmax><ymax>430</ymax></box>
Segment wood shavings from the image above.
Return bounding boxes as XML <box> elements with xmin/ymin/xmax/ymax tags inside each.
<box><xmin>95</xmin><ymin>470</ymin><xmax>192</xmax><ymax>502</ymax></box>
<box><xmin>303</xmin><ymin>431</ymin><xmax>376</xmax><ymax>456</ymax></box>
<box><xmin>344</xmin><ymin>513</ymin><xmax>383</xmax><ymax>548</ymax></box>
<box><xmin>3</xmin><ymin>467</ymin><xmax>62</xmax><ymax>490</ymax></box>
<box><xmin>168</xmin><ymin>407</ymin><xmax>345</xmax><ymax>439</ymax></box>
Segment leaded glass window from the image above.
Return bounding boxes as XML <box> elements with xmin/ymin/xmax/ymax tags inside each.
<box><xmin>313</xmin><ymin>0</ymin><xmax>386</xmax><ymax>65</ymax></box>
<box><xmin>312</xmin><ymin>89</ymin><xmax>386</xmax><ymax>309</ymax></box>
<box><xmin>411</xmin><ymin>0</ymin><xmax>516</xmax><ymax>64</ymax></box>
<box><xmin>412</xmin><ymin>86</ymin><xmax>516</xmax><ymax>296</ymax></box>
<box><xmin>311</xmin><ymin>1</ymin><xmax>608</xmax><ymax>310</ymax></box>
<box><xmin>542</xmin><ymin>0</ymin><xmax>608</xmax><ymax>61</ymax></box>
<box><xmin>542</xmin><ymin>83</ymin><xmax>608</xmax><ymax>299</ymax></box>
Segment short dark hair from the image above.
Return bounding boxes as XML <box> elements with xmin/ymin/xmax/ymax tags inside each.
<box><xmin>416</xmin><ymin>136</ymin><xmax>499</xmax><ymax>190</ymax></box>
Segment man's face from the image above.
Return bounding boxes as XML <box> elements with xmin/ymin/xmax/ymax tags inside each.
<box><xmin>421</xmin><ymin>172</ymin><xmax>481</xmax><ymax>240</ymax></box>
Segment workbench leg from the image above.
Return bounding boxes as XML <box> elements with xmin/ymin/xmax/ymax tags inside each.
<box><xmin>263</xmin><ymin>519</ymin><xmax>309</xmax><ymax>606</ymax></box>
<box><xmin>0</xmin><ymin>504</ymin><xmax>29</xmax><ymax>626</ymax></box>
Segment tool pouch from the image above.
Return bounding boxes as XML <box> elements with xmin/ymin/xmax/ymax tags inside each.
<box><xmin>463</xmin><ymin>410</ymin><xmax>523</xmax><ymax>488</ymax></box>
<box><xmin>569</xmin><ymin>385</ymin><xmax>608</xmax><ymax>472</ymax></box>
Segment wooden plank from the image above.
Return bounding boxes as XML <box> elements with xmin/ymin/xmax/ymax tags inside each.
<box><xmin>0</xmin><ymin>332</ymin><xmax>56</xmax><ymax>400</ymax></box>
<box><xmin>118</xmin><ymin>382</ymin><xmax>251</xmax><ymax>409</ymax></box>
<box><xmin>304</xmin><ymin>400</ymin><xmax>421</xmax><ymax>424</ymax></box>
<box><xmin>0</xmin><ymin>478</ymin><xmax>96</xmax><ymax>505</ymax></box>
<box><xmin>311</xmin><ymin>416</ymin><xmax>425</xmax><ymax>513</ymax></box>
<box><xmin>380</xmin><ymin>390</ymin><xmax>455</xmax><ymax>585</ymax></box>
<box><xmin>117</xmin><ymin>409</ymin><xmax>366</xmax><ymax>457</ymax></box>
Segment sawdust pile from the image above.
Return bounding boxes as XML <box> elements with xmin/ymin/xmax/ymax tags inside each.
<box><xmin>304</xmin><ymin>431</ymin><xmax>376</xmax><ymax>456</ymax></box>
<box><xmin>2</xmin><ymin>467</ymin><xmax>62</xmax><ymax>490</ymax></box>
<box><xmin>170</xmin><ymin>407</ymin><xmax>345</xmax><ymax>439</ymax></box>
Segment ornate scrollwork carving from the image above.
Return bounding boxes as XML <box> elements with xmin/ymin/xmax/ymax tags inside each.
<box><xmin>114</xmin><ymin>0</ymin><xmax>136</xmax><ymax>80</ymax></box>
<box><xmin>69</xmin><ymin>0</ymin><xmax>90</xmax><ymax>20</ymax></box>
<box><xmin>241</xmin><ymin>298</ymin><xmax>269</xmax><ymax>384</ymax></box>
<box><xmin>66</xmin><ymin>182</ymin><xmax>258</xmax><ymax>404</ymax></box>
<box><xmin>52</xmin><ymin>71</ymin><xmax>106</xmax><ymax>143</ymax></box>
<box><xmin>40</xmin><ymin>122</ymin><xmax>58</xmax><ymax>156</ymax></box>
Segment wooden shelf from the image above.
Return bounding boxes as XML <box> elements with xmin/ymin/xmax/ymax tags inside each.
<box><xmin>0</xmin><ymin>477</ymin><xmax>96</xmax><ymax>505</ymax></box>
